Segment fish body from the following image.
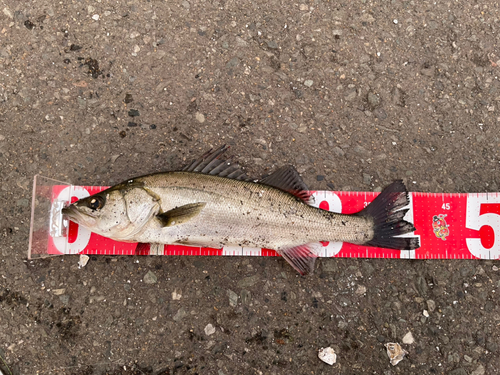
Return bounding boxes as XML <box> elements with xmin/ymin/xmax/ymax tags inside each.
<box><xmin>62</xmin><ymin>147</ymin><xmax>419</xmax><ymax>274</ymax></box>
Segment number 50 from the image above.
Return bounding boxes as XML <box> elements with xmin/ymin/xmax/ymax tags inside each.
<box><xmin>465</xmin><ymin>195</ymin><xmax>500</xmax><ymax>259</ymax></box>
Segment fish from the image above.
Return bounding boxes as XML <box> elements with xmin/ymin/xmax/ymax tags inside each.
<box><xmin>62</xmin><ymin>146</ymin><xmax>419</xmax><ymax>275</ymax></box>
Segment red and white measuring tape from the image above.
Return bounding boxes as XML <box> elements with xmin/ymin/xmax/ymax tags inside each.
<box><xmin>29</xmin><ymin>179</ymin><xmax>500</xmax><ymax>260</ymax></box>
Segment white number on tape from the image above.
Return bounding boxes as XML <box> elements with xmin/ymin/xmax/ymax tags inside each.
<box><xmin>311</xmin><ymin>191</ymin><xmax>343</xmax><ymax>257</ymax></box>
<box><xmin>465</xmin><ymin>195</ymin><xmax>500</xmax><ymax>259</ymax></box>
<box><xmin>52</xmin><ymin>187</ymin><xmax>92</xmax><ymax>254</ymax></box>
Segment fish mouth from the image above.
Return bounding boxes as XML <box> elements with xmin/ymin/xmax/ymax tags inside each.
<box><xmin>62</xmin><ymin>205</ymin><xmax>96</xmax><ymax>227</ymax></box>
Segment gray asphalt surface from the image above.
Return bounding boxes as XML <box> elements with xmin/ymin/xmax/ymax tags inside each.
<box><xmin>1</xmin><ymin>0</ymin><xmax>500</xmax><ymax>374</ymax></box>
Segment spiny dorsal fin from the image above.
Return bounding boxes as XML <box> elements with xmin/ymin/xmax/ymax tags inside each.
<box><xmin>157</xmin><ymin>202</ymin><xmax>206</xmax><ymax>227</ymax></box>
<box><xmin>277</xmin><ymin>242</ymin><xmax>322</xmax><ymax>275</ymax></box>
<box><xmin>182</xmin><ymin>145</ymin><xmax>249</xmax><ymax>181</ymax></box>
<box><xmin>260</xmin><ymin>165</ymin><xmax>314</xmax><ymax>204</ymax></box>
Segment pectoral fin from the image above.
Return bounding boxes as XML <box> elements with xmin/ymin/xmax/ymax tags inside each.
<box><xmin>157</xmin><ymin>202</ymin><xmax>206</xmax><ymax>227</ymax></box>
<box><xmin>277</xmin><ymin>242</ymin><xmax>322</xmax><ymax>275</ymax></box>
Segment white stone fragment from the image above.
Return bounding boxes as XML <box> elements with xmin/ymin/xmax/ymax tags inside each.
<box><xmin>402</xmin><ymin>331</ymin><xmax>415</xmax><ymax>344</ymax></box>
<box><xmin>195</xmin><ymin>112</ymin><xmax>205</xmax><ymax>123</ymax></box>
<box><xmin>3</xmin><ymin>7</ymin><xmax>13</xmax><ymax>18</ymax></box>
<box><xmin>78</xmin><ymin>254</ymin><xmax>89</xmax><ymax>268</ymax></box>
<box><xmin>172</xmin><ymin>289</ymin><xmax>182</xmax><ymax>300</ymax></box>
<box><xmin>355</xmin><ymin>285</ymin><xmax>367</xmax><ymax>295</ymax></box>
<box><xmin>318</xmin><ymin>347</ymin><xmax>337</xmax><ymax>365</ymax></box>
<box><xmin>385</xmin><ymin>343</ymin><xmax>408</xmax><ymax>366</ymax></box>
<box><xmin>204</xmin><ymin>323</ymin><xmax>216</xmax><ymax>336</ymax></box>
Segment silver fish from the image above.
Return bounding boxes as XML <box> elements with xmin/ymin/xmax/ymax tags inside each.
<box><xmin>62</xmin><ymin>146</ymin><xmax>419</xmax><ymax>274</ymax></box>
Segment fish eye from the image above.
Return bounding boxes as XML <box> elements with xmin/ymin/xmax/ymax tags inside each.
<box><xmin>88</xmin><ymin>196</ymin><xmax>104</xmax><ymax>210</ymax></box>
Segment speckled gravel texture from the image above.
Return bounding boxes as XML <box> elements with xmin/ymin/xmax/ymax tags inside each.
<box><xmin>1</xmin><ymin>0</ymin><xmax>500</xmax><ymax>374</ymax></box>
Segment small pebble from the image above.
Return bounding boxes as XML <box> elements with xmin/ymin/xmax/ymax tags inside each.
<box><xmin>363</xmin><ymin>173</ymin><xmax>372</xmax><ymax>185</ymax></box>
<box><xmin>423</xmin><ymin>310</ymin><xmax>429</xmax><ymax>317</ymax></box>
<box><xmin>471</xmin><ymin>364</ymin><xmax>485</xmax><ymax>375</ymax></box>
<box><xmin>355</xmin><ymin>285</ymin><xmax>367</xmax><ymax>295</ymax></box>
<box><xmin>92</xmin><ymin>14</ymin><xmax>100</xmax><ymax>21</ymax></box>
<box><xmin>367</xmin><ymin>92</ymin><xmax>380</xmax><ymax>108</ymax></box>
<box><xmin>195</xmin><ymin>112</ymin><xmax>205</xmax><ymax>123</ymax></box>
<box><xmin>402</xmin><ymin>331</ymin><xmax>414</xmax><ymax>344</ymax></box>
<box><xmin>393</xmin><ymin>19</ymin><xmax>398</xmax><ymax>24</ymax></box>
<box><xmin>173</xmin><ymin>308</ymin><xmax>187</xmax><ymax>321</ymax></box>
<box><xmin>143</xmin><ymin>271</ymin><xmax>157</xmax><ymax>284</ymax></box>
<box><xmin>266</xmin><ymin>40</ymin><xmax>278</xmax><ymax>49</ymax></box>
<box><xmin>385</xmin><ymin>343</ymin><xmax>407</xmax><ymax>366</ymax></box>
<box><xmin>3</xmin><ymin>7</ymin><xmax>13</xmax><ymax>19</ymax></box>
<box><xmin>304</xmin><ymin>80</ymin><xmax>313</xmax><ymax>87</ymax></box>
<box><xmin>227</xmin><ymin>289</ymin><xmax>238</xmax><ymax>307</ymax></box>
<box><xmin>110</xmin><ymin>154</ymin><xmax>121</xmax><ymax>163</ymax></box>
<box><xmin>172</xmin><ymin>289</ymin><xmax>182</xmax><ymax>300</ymax></box>
<box><xmin>24</xmin><ymin>20</ymin><xmax>35</xmax><ymax>30</ymax></box>
<box><xmin>318</xmin><ymin>347</ymin><xmax>337</xmax><ymax>365</ymax></box>
<box><xmin>78</xmin><ymin>254</ymin><xmax>89</xmax><ymax>268</ymax></box>
<box><xmin>124</xmin><ymin>93</ymin><xmax>134</xmax><ymax>103</ymax></box>
<box><xmin>204</xmin><ymin>323</ymin><xmax>216</xmax><ymax>336</ymax></box>
<box><xmin>235</xmin><ymin>37</ymin><xmax>247</xmax><ymax>47</ymax></box>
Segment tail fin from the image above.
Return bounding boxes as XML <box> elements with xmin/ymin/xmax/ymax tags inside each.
<box><xmin>356</xmin><ymin>180</ymin><xmax>420</xmax><ymax>250</ymax></box>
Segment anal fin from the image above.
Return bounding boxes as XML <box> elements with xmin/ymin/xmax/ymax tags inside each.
<box><xmin>278</xmin><ymin>243</ymin><xmax>322</xmax><ymax>275</ymax></box>
<box><xmin>135</xmin><ymin>242</ymin><xmax>150</xmax><ymax>255</ymax></box>
<box><xmin>134</xmin><ymin>243</ymin><xmax>164</xmax><ymax>255</ymax></box>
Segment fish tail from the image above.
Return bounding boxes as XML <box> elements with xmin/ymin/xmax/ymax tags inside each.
<box><xmin>356</xmin><ymin>180</ymin><xmax>420</xmax><ymax>250</ymax></box>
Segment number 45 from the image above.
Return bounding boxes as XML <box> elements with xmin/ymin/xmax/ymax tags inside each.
<box><xmin>465</xmin><ymin>196</ymin><xmax>500</xmax><ymax>259</ymax></box>
<box><xmin>442</xmin><ymin>203</ymin><xmax>450</xmax><ymax>210</ymax></box>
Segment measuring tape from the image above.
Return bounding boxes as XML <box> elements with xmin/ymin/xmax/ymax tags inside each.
<box><xmin>31</xmin><ymin>183</ymin><xmax>500</xmax><ymax>260</ymax></box>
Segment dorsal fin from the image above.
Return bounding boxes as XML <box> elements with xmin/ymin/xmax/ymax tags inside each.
<box><xmin>182</xmin><ymin>145</ymin><xmax>249</xmax><ymax>181</ymax></box>
<box><xmin>260</xmin><ymin>165</ymin><xmax>314</xmax><ymax>204</ymax></box>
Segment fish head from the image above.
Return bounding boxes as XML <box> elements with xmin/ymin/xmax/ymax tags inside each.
<box><xmin>62</xmin><ymin>182</ymin><xmax>160</xmax><ymax>241</ymax></box>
